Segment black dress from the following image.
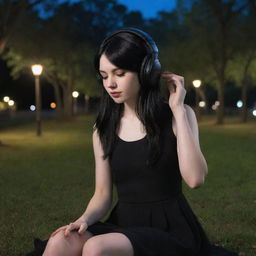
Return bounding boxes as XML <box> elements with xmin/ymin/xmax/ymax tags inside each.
<box><xmin>26</xmin><ymin>102</ymin><xmax>238</xmax><ymax>256</ymax></box>
<box><xmin>85</xmin><ymin>102</ymin><xmax>238</xmax><ymax>256</ymax></box>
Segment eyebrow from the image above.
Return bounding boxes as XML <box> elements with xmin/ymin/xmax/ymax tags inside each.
<box><xmin>99</xmin><ymin>68</ymin><xmax>123</xmax><ymax>73</ymax></box>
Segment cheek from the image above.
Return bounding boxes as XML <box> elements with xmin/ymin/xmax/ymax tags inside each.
<box><xmin>102</xmin><ymin>81</ymin><xmax>108</xmax><ymax>90</ymax></box>
<box><xmin>126</xmin><ymin>77</ymin><xmax>140</xmax><ymax>92</ymax></box>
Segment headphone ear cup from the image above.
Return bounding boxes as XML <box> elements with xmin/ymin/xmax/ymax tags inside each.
<box><xmin>140</xmin><ymin>54</ymin><xmax>161</xmax><ymax>88</ymax></box>
<box><xmin>140</xmin><ymin>54</ymin><xmax>152</xmax><ymax>87</ymax></box>
<box><xmin>150</xmin><ymin>58</ymin><xmax>162</xmax><ymax>87</ymax></box>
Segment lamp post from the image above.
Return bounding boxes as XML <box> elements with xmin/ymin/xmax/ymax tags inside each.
<box><xmin>192</xmin><ymin>79</ymin><xmax>202</xmax><ymax>121</ymax></box>
<box><xmin>72</xmin><ymin>91</ymin><xmax>79</xmax><ymax>115</ymax></box>
<box><xmin>31</xmin><ymin>64</ymin><xmax>43</xmax><ymax>136</ymax></box>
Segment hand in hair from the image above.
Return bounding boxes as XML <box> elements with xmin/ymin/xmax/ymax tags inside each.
<box><xmin>161</xmin><ymin>72</ymin><xmax>186</xmax><ymax>115</ymax></box>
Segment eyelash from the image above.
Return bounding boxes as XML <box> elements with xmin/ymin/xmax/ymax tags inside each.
<box><xmin>101</xmin><ymin>72</ymin><xmax>125</xmax><ymax>80</ymax></box>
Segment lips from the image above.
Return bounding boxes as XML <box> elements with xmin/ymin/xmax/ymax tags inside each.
<box><xmin>110</xmin><ymin>92</ymin><xmax>122</xmax><ymax>97</ymax></box>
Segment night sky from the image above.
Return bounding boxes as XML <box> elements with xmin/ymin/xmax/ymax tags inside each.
<box><xmin>64</xmin><ymin>0</ymin><xmax>177</xmax><ymax>18</ymax></box>
<box><xmin>116</xmin><ymin>0</ymin><xmax>176</xmax><ymax>18</ymax></box>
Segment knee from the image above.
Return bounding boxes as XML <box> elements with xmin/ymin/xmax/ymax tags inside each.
<box><xmin>82</xmin><ymin>237</ymin><xmax>105</xmax><ymax>256</ymax></box>
<box><xmin>47</xmin><ymin>230</ymin><xmax>68</xmax><ymax>246</ymax></box>
<box><xmin>43</xmin><ymin>231</ymin><xmax>68</xmax><ymax>255</ymax></box>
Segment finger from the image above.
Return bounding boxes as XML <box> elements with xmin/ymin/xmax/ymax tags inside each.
<box><xmin>78</xmin><ymin>223</ymin><xmax>87</xmax><ymax>235</ymax></box>
<box><xmin>162</xmin><ymin>71</ymin><xmax>173</xmax><ymax>75</ymax></box>
<box><xmin>50</xmin><ymin>226</ymin><xmax>68</xmax><ymax>237</ymax></box>
<box><xmin>168</xmin><ymin>83</ymin><xmax>176</xmax><ymax>93</ymax></box>
<box><xmin>169</xmin><ymin>75</ymin><xmax>184</xmax><ymax>84</ymax></box>
<box><xmin>64</xmin><ymin>226</ymin><xmax>72</xmax><ymax>237</ymax></box>
<box><xmin>161</xmin><ymin>73</ymin><xmax>174</xmax><ymax>79</ymax></box>
<box><xmin>167</xmin><ymin>77</ymin><xmax>184</xmax><ymax>89</ymax></box>
<box><xmin>64</xmin><ymin>223</ymin><xmax>79</xmax><ymax>236</ymax></box>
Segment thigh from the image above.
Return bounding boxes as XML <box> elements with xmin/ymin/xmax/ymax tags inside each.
<box><xmin>83</xmin><ymin>232</ymin><xmax>134</xmax><ymax>256</ymax></box>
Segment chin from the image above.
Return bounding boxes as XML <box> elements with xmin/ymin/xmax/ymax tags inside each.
<box><xmin>112</xmin><ymin>98</ymin><xmax>125</xmax><ymax>104</ymax></box>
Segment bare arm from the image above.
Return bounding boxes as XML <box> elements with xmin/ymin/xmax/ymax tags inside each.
<box><xmin>79</xmin><ymin>127</ymin><xmax>113</xmax><ymax>225</ymax></box>
<box><xmin>79</xmin><ymin>194</ymin><xmax>111</xmax><ymax>226</ymax></box>
<box><xmin>172</xmin><ymin>104</ymin><xmax>208</xmax><ymax>189</ymax></box>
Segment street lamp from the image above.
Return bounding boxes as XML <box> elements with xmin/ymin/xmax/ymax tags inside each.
<box><xmin>8</xmin><ymin>100</ymin><xmax>14</xmax><ymax>107</ymax></box>
<box><xmin>31</xmin><ymin>64</ymin><xmax>43</xmax><ymax>136</ymax></box>
<box><xmin>3</xmin><ymin>96</ymin><xmax>10</xmax><ymax>103</ymax></box>
<box><xmin>192</xmin><ymin>79</ymin><xmax>202</xmax><ymax>120</ymax></box>
<box><xmin>72</xmin><ymin>91</ymin><xmax>79</xmax><ymax>115</ymax></box>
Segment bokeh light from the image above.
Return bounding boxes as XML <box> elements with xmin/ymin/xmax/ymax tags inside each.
<box><xmin>236</xmin><ymin>100</ymin><xmax>243</xmax><ymax>108</ymax></box>
<box><xmin>50</xmin><ymin>102</ymin><xmax>56</xmax><ymax>109</ymax></box>
<box><xmin>72</xmin><ymin>91</ymin><xmax>79</xmax><ymax>98</ymax></box>
<box><xmin>3</xmin><ymin>96</ymin><xmax>10</xmax><ymax>102</ymax></box>
<box><xmin>199</xmin><ymin>101</ymin><xmax>206</xmax><ymax>108</ymax></box>
<box><xmin>30</xmin><ymin>105</ymin><xmax>36</xmax><ymax>111</ymax></box>
<box><xmin>8</xmin><ymin>100</ymin><xmax>15</xmax><ymax>106</ymax></box>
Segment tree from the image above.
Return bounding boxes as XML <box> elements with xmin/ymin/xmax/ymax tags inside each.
<box><xmin>228</xmin><ymin>5</ymin><xmax>256</xmax><ymax>122</ymax></box>
<box><xmin>173</xmin><ymin>0</ymin><xmax>249</xmax><ymax>124</ymax></box>
<box><xmin>149</xmin><ymin>8</ymin><xmax>212</xmax><ymax>112</ymax></box>
<box><xmin>4</xmin><ymin>2</ymin><xmax>96</xmax><ymax>118</ymax></box>
<box><xmin>0</xmin><ymin>0</ymin><xmax>54</xmax><ymax>55</ymax></box>
<box><xmin>4</xmin><ymin>0</ymin><xmax>136</xmax><ymax>118</ymax></box>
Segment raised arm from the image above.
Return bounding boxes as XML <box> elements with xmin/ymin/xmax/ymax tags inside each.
<box><xmin>172</xmin><ymin>104</ymin><xmax>208</xmax><ymax>189</ymax></box>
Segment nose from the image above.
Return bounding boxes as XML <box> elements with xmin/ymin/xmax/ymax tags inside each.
<box><xmin>106</xmin><ymin>76</ymin><xmax>117</xmax><ymax>89</ymax></box>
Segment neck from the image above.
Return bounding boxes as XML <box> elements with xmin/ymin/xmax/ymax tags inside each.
<box><xmin>122</xmin><ymin>98</ymin><xmax>138</xmax><ymax>120</ymax></box>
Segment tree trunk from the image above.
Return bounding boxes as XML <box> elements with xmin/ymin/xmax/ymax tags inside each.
<box><xmin>53</xmin><ymin>84</ymin><xmax>63</xmax><ymax>118</ymax></box>
<box><xmin>0</xmin><ymin>38</ymin><xmax>8</xmax><ymax>55</ymax></box>
<box><xmin>62</xmin><ymin>69</ymin><xmax>74</xmax><ymax>118</ymax></box>
<box><xmin>241</xmin><ymin>78</ymin><xmax>248</xmax><ymax>123</ymax></box>
<box><xmin>216</xmin><ymin>81</ymin><xmax>225</xmax><ymax>124</ymax></box>
<box><xmin>63</xmin><ymin>86</ymin><xmax>73</xmax><ymax>118</ymax></box>
<box><xmin>240</xmin><ymin>52</ymin><xmax>254</xmax><ymax>123</ymax></box>
<box><xmin>44</xmin><ymin>72</ymin><xmax>64</xmax><ymax>118</ymax></box>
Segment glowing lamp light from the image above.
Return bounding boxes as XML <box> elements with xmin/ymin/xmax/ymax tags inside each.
<box><xmin>31</xmin><ymin>64</ymin><xmax>43</xmax><ymax>76</ymax></box>
<box><xmin>50</xmin><ymin>102</ymin><xmax>56</xmax><ymax>109</ymax></box>
<box><xmin>236</xmin><ymin>100</ymin><xmax>243</xmax><ymax>108</ymax></box>
<box><xmin>3</xmin><ymin>96</ymin><xmax>10</xmax><ymax>102</ymax></box>
<box><xmin>253</xmin><ymin>109</ymin><xmax>256</xmax><ymax>117</ymax></box>
<box><xmin>30</xmin><ymin>105</ymin><xmax>36</xmax><ymax>111</ymax></box>
<box><xmin>8</xmin><ymin>100</ymin><xmax>15</xmax><ymax>106</ymax></box>
<box><xmin>192</xmin><ymin>80</ymin><xmax>201</xmax><ymax>88</ymax></box>
<box><xmin>215</xmin><ymin>101</ymin><xmax>220</xmax><ymax>106</ymax></box>
<box><xmin>72</xmin><ymin>91</ymin><xmax>79</xmax><ymax>98</ymax></box>
<box><xmin>212</xmin><ymin>104</ymin><xmax>217</xmax><ymax>110</ymax></box>
<box><xmin>199</xmin><ymin>101</ymin><xmax>206</xmax><ymax>108</ymax></box>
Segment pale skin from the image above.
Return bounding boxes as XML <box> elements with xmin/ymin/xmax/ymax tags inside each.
<box><xmin>42</xmin><ymin>54</ymin><xmax>208</xmax><ymax>256</ymax></box>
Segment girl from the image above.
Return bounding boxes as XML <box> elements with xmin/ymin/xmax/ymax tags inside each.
<box><xmin>41</xmin><ymin>28</ymin><xmax>238</xmax><ymax>256</ymax></box>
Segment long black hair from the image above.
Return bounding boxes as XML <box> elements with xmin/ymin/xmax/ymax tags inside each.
<box><xmin>94</xmin><ymin>29</ymin><xmax>167</xmax><ymax>166</ymax></box>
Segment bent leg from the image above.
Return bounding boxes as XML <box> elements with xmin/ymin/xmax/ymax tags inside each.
<box><xmin>43</xmin><ymin>230</ymin><xmax>93</xmax><ymax>256</ymax></box>
<box><xmin>82</xmin><ymin>232</ymin><xmax>134</xmax><ymax>256</ymax></box>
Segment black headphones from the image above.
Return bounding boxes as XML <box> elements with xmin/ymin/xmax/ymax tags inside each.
<box><xmin>97</xmin><ymin>27</ymin><xmax>162</xmax><ymax>88</ymax></box>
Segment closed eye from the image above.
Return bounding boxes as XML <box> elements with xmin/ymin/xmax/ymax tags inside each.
<box><xmin>116</xmin><ymin>72</ymin><xmax>125</xmax><ymax>77</ymax></box>
<box><xmin>101</xmin><ymin>72</ymin><xmax>125</xmax><ymax>80</ymax></box>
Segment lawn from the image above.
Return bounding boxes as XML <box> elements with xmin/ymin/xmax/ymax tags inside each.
<box><xmin>0</xmin><ymin>114</ymin><xmax>255</xmax><ymax>256</ymax></box>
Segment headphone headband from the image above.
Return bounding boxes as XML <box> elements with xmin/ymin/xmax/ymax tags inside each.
<box><xmin>101</xmin><ymin>27</ymin><xmax>159</xmax><ymax>56</ymax></box>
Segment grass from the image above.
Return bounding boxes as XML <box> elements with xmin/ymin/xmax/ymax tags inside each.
<box><xmin>0</xmin><ymin>114</ymin><xmax>255</xmax><ymax>256</ymax></box>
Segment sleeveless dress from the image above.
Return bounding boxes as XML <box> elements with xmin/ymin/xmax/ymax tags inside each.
<box><xmin>26</xmin><ymin>102</ymin><xmax>238</xmax><ymax>256</ymax></box>
<box><xmin>85</xmin><ymin>102</ymin><xmax>238</xmax><ymax>256</ymax></box>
